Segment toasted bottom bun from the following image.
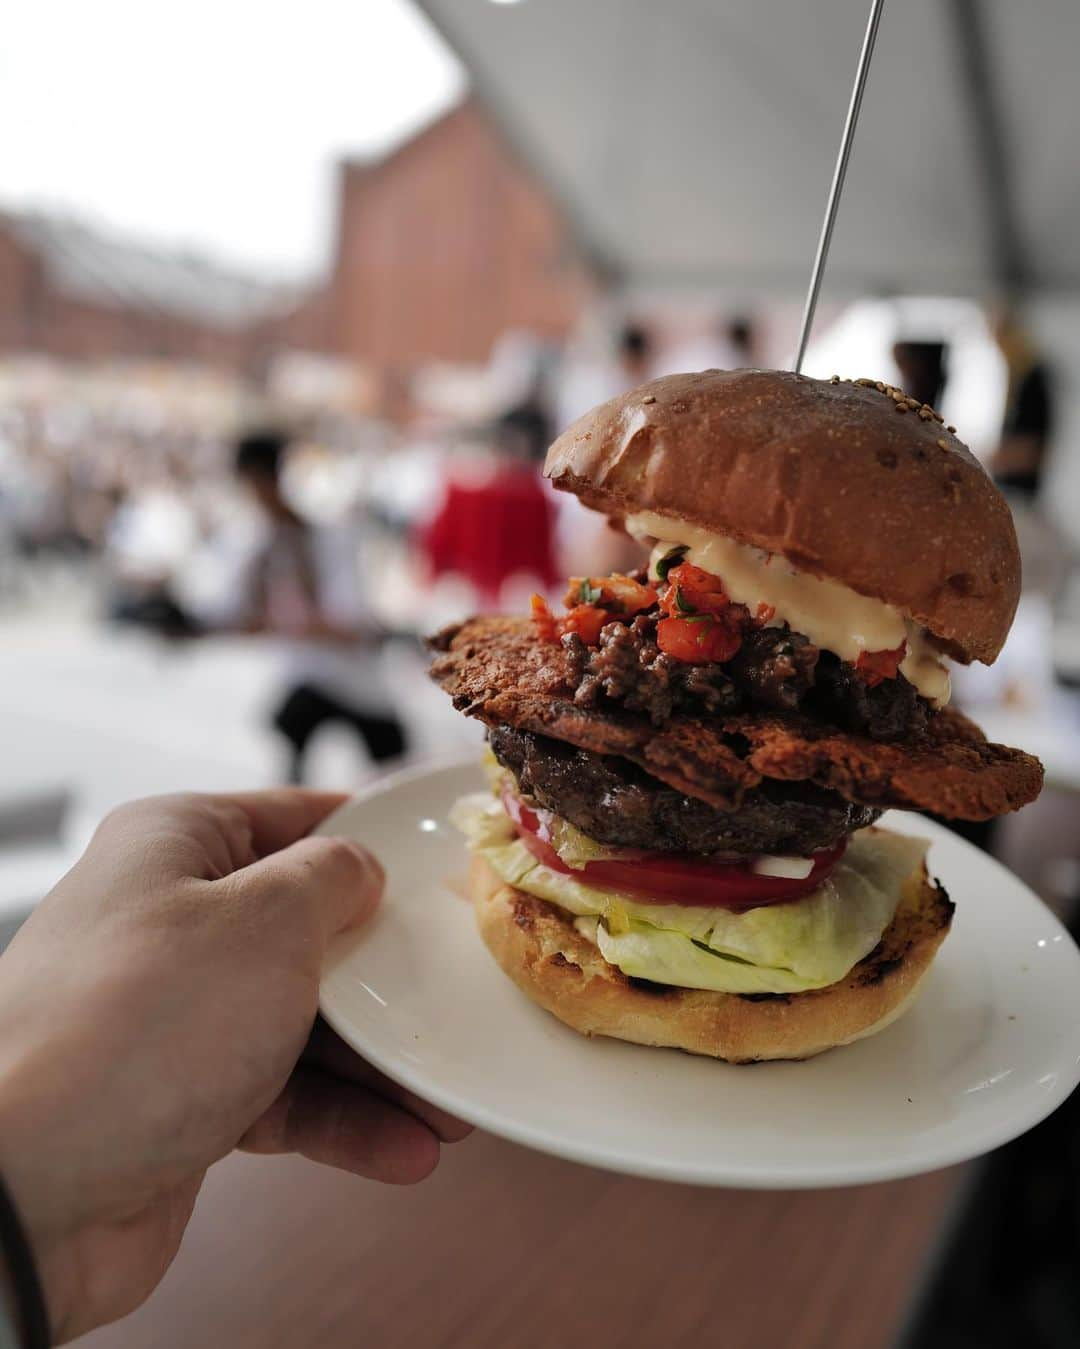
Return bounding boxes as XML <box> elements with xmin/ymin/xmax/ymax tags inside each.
<box><xmin>469</xmin><ymin>854</ymin><xmax>954</xmax><ymax>1063</ymax></box>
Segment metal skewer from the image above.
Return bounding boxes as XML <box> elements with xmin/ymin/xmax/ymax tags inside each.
<box><xmin>793</xmin><ymin>0</ymin><xmax>887</xmax><ymax>373</ymax></box>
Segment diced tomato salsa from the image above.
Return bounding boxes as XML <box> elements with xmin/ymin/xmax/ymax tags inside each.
<box><xmin>530</xmin><ymin>593</ymin><xmax>560</xmax><ymax>642</ymax></box>
<box><xmin>564</xmin><ymin>573</ymin><xmax>655</xmax><ymax>616</ymax></box>
<box><xmin>656</xmin><ymin>615</ymin><xmax>742</xmax><ymax>664</ymax></box>
<box><xmin>561</xmin><ymin>604</ymin><xmax>608</xmax><ymax>646</ymax></box>
<box><xmin>534</xmin><ymin>564</ymin><xmax>906</xmax><ymax>686</ymax></box>
<box><xmin>660</xmin><ymin>562</ymin><xmax>734</xmax><ymax>617</ymax></box>
<box><xmin>855</xmin><ymin>641</ymin><xmax>907</xmax><ymax>687</ymax></box>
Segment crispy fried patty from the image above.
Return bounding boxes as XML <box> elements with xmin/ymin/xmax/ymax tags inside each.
<box><xmin>489</xmin><ymin>724</ymin><xmax>881</xmax><ymax>856</ymax></box>
<box><xmin>429</xmin><ymin>617</ymin><xmax>1044</xmax><ymax>820</ymax></box>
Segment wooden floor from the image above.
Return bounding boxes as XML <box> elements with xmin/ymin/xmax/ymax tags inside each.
<box><xmin>81</xmin><ymin>1135</ymin><xmax>964</xmax><ymax>1349</ymax></box>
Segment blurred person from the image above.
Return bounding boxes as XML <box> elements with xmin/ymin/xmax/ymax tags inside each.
<box><xmin>420</xmin><ymin>408</ymin><xmax>560</xmax><ymax>604</ymax></box>
<box><xmin>0</xmin><ymin>788</ymin><xmax>469</xmax><ymax>1344</ymax></box>
<box><xmin>233</xmin><ymin>429</ymin><xmax>406</xmax><ymax>783</ymax></box>
<box><xmin>492</xmin><ymin>398</ymin><xmax>553</xmax><ymax>466</ymax></box>
<box><xmin>70</xmin><ymin>475</ymin><xmax>122</xmax><ymax>555</ymax></box>
<box><xmin>892</xmin><ymin>340</ymin><xmax>948</xmax><ymax>411</ymax></box>
<box><xmin>554</xmin><ymin>318</ymin><xmax>656</xmax><ymax>429</ymax></box>
<box><xmin>487</xmin><ymin>330</ymin><xmax>561</xmax><ymax>425</ymax></box>
<box><xmin>12</xmin><ymin>451</ymin><xmax>77</xmax><ymax>558</ymax></box>
<box><xmin>988</xmin><ymin>309</ymin><xmax>1055</xmax><ymax>502</ymax></box>
<box><xmin>104</xmin><ymin>476</ymin><xmax>205</xmax><ymax>639</ymax></box>
<box><xmin>655</xmin><ymin>312</ymin><xmax>757</xmax><ymax>378</ymax></box>
<box><xmin>475</xmin><ymin>326</ymin><xmax>653</xmax><ymax>584</ymax></box>
<box><xmin>616</xmin><ymin>322</ymin><xmax>653</xmax><ymax>386</ymax></box>
<box><xmin>726</xmin><ymin>314</ymin><xmax>757</xmax><ymax>367</ymax></box>
<box><xmin>496</xmin><ymin>337</ymin><xmax>559</xmax><ymax>467</ymax></box>
<box><xmin>554</xmin><ymin>500</ymin><xmax>646</xmax><ymax>583</ymax></box>
<box><xmin>550</xmin><ymin>322</ymin><xmax>659</xmax><ymax>577</ymax></box>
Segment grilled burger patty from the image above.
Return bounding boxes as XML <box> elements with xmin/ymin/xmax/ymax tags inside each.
<box><xmin>562</xmin><ymin>614</ymin><xmax>929</xmax><ymax>741</ymax></box>
<box><xmin>489</xmin><ymin>724</ymin><xmax>882</xmax><ymax>858</ymax></box>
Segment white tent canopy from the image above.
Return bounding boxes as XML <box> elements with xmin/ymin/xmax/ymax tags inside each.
<box><xmin>417</xmin><ymin>0</ymin><xmax>1079</xmax><ymax>296</ymax></box>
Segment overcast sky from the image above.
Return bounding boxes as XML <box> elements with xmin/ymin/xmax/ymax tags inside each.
<box><xmin>0</xmin><ymin>0</ymin><xmax>465</xmax><ymax>279</ymax></box>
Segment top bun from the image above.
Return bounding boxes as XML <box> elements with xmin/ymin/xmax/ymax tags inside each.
<box><xmin>544</xmin><ymin>368</ymin><xmax>1020</xmax><ymax>665</ymax></box>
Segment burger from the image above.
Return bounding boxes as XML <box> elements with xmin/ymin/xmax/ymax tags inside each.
<box><xmin>429</xmin><ymin>369</ymin><xmax>1044</xmax><ymax>1062</ymax></box>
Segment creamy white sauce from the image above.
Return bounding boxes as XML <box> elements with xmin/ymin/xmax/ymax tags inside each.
<box><xmin>628</xmin><ymin>509</ymin><xmax>950</xmax><ymax>706</ymax></box>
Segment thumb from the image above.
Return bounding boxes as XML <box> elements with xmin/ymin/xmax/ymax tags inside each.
<box><xmin>232</xmin><ymin>834</ymin><xmax>385</xmax><ymax>945</ymax></box>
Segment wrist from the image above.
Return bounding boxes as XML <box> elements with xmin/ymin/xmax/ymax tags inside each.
<box><xmin>0</xmin><ymin>1253</ymin><xmax>19</xmax><ymax>1340</ymax></box>
<box><xmin>0</xmin><ymin>1176</ymin><xmax>51</xmax><ymax>1348</ymax></box>
<box><xmin>0</xmin><ymin>1057</ymin><xmax>72</xmax><ymax>1344</ymax></box>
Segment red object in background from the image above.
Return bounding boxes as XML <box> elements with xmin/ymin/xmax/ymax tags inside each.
<box><xmin>421</xmin><ymin>462</ymin><xmax>560</xmax><ymax>600</ymax></box>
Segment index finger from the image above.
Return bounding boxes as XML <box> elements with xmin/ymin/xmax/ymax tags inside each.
<box><xmin>215</xmin><ymin>788</ymin><xmax>351</xmax><ymax>857</ymax></box>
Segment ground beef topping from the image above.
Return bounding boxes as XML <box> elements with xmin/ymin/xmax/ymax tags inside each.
<box><xmin>562</xmin><ymin>611</ymin><xmax>928</xmax><ymax>741</ymax></box>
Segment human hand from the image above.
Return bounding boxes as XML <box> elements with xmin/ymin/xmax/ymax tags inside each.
<box><xmin>0</xmin><ymin>790</ymin><xmax>469</xmax><ymax>1342</ymax></box>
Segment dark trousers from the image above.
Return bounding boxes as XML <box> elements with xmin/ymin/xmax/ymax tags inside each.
<box><xmin>273</xmin><ymin>683</ymin><xmax>406</xmax><ymax>784</ymax></box>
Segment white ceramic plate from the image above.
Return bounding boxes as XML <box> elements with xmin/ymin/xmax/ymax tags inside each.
<box><xmin>318</xmin><ymin>759</ymin><xmax>1080</xmax><ymax>1188</ymax></box>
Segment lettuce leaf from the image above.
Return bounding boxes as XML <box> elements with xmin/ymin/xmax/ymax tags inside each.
<box><xmin>574</xmin><ymin>916</ymin><xmax>831</xmax><ymax>995</ymax></box>
<box><xmin>451</xmin><ymin>791</ymin><xmax>927</xmax><ymax>995</ymax></box>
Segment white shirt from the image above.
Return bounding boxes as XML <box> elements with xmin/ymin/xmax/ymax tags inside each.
<box><xmin>237</xmin><ymin>517</ymin><xmax>394</xmax><ymax>714</ymax></box>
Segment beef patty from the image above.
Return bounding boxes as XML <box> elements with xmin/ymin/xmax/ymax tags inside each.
<box><xmin>489</xmin><ymin>724</ymin><xmax>881</xmax><ymax>857</ymax></box>
<box><xmin>562</xmin><ymin>614</ymin><xmax>929</xmax><ymax>740</ymax></box>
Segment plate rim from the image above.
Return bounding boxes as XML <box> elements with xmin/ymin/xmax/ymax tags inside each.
<box><xmin>318</xmin><ymin>757</ymin><xmax>1080</xmax><ymax>1189</ymax></box>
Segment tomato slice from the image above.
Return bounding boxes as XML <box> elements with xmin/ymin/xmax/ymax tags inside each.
<box><xmin>500</xmin><ymin>786</ymin><xmax>845</xmax><ymax>912</ymax></box>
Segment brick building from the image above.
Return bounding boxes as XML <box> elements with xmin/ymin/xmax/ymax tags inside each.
<box><xmin>0</xmin><ymin>99</ymin><xmax>596</xmax><ymax>407</ymax></box>
<box><xmin>0</xmin><ymin>210</ymin><xmax>291</xmax><ymax>370</ymax></box>
<box><xmin>326</xmin><ymin>99</ymin><xmax>596</xmax><ymax>405</ymax></box>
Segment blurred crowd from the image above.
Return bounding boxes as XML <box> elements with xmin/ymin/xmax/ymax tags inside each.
<box><xmin>0</xmin><ymin>304</ymin><xmax>1071</xmax><ymax>784</ymax></box>
<box><xmin>0</xmin><ymin>313</ymin><xmax>764</xmax><ymax>629</ymax></box>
